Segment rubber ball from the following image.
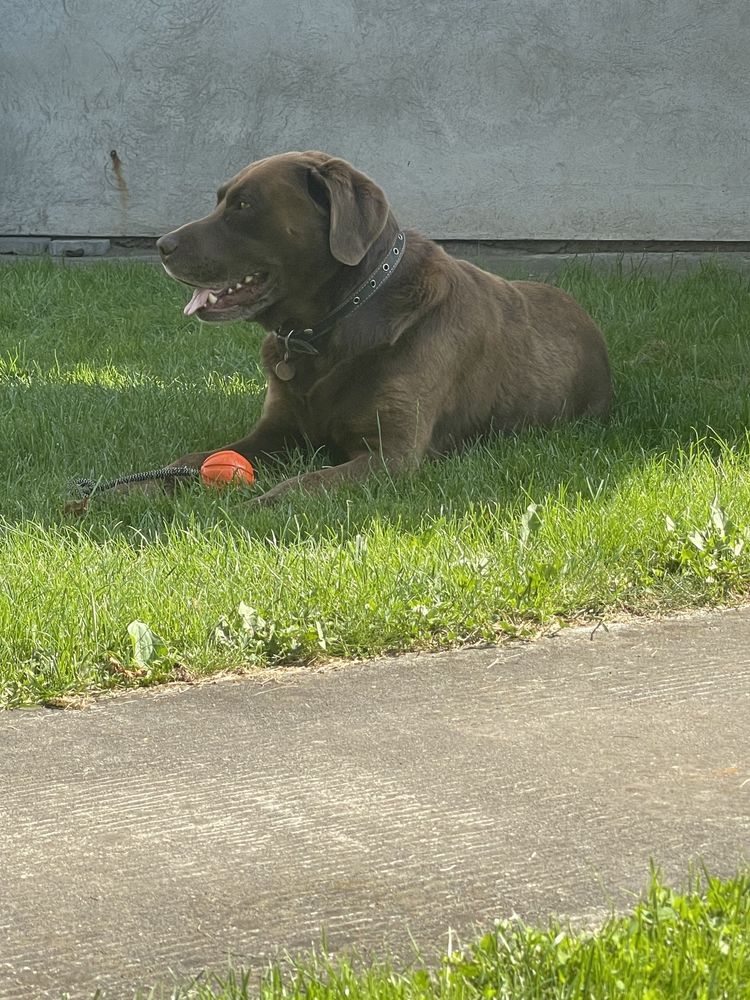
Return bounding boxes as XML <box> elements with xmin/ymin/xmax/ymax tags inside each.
<box><xmin>200</xmin><ymin>450</ymin><xmax>256</xmax><ymax>487</ymax></box>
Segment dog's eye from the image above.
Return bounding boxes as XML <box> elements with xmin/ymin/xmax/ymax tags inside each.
<box><xmin>238</xmin><ymin>201</ymin><xmax>250</xmax><ymax>210</ymax></box>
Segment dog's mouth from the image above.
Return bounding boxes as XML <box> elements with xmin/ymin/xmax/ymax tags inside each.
<box><xmin>182</xmin><ymin>271</ymin><xmax>272</xmax><ymax>320</ymax></box>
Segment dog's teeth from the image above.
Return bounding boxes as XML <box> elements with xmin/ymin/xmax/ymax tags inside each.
<box><xmin>207</xmin><ymin>292</ymin><xmax>218</xmax><ymax>305</ymax></box>
<box><xmin>244</xmin><ymin>275</ymin><xmax>253</xmax><ymax>284</ymax></box>
<box><xmin>226</xmin><ymin>287</ymin><xmax>233</xmax><ymax>294</ymax></box>
<box><xmin>235</xmin><ymin>282</ymin><xmax>243</xmax><ymax>291</ymax></box>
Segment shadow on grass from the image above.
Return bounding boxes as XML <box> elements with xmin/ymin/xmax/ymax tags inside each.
<box><xmin>4</xmin><ymin>410</ymin><xmax>749</xmax><ymax>556</ymax></box>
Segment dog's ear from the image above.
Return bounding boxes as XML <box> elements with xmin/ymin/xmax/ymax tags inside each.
<box><xmin>307</xmin><ymin>158</ymin><xmax>389</xmax><ymax>266</ymax></box>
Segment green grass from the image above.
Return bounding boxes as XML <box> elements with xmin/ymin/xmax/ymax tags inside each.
<box><xmin>141</xmin><ymin>870</ymin><xmax>750</xmax><ymax>999</ymax></box>
<box><xmin>2</xmin><ymin>260</ymin><xmax>750</xmax><ymax>706</ymax></box>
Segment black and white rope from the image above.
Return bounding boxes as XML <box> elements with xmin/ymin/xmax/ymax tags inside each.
<box><xmin>72</xmin><ymin>466</ymin><xmax>200</xmax><ymax>497</ymax></box>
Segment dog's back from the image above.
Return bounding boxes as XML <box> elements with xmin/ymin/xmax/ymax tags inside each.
<box><xmin>380</xmin><ymin>236</ymin><xmax>612</xmax><ymax>454</ymax></box>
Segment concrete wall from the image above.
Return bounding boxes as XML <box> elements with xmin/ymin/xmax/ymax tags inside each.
<box><xmin>1</xmin><ymin>0</ymin><xmax>748</xmax><ymax>240</ymax></box>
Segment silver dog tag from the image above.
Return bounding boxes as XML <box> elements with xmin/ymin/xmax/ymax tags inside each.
<box><xmin>275</xmin><ymin>359</ymin><xmax>296</xmax><ymax>381</ymax></box>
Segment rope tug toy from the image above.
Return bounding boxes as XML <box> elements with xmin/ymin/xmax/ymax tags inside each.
<box><xmin>67</xmin><ymin>451</ymin><xmax>256</xmax><ymax>511</ymax></box>
<box><xmin>73</xmin><ymin>465</ymin><xmax>200</xmax><ymax>498</ymax></box>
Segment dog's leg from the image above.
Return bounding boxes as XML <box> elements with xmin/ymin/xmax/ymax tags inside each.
<box><xmin>111</xmin><ymin>415</ymin><xmax>304</xmax><ymax>496</ymax></box>
<box><xmin>250</xmin><ymin>450</ymin><xmax>418</xmax><ymax>506</ymax></box>
<box><xmin>171</xmin><ymin>409</ymin><xmax>304</xmax><ymax>472</ymax></box>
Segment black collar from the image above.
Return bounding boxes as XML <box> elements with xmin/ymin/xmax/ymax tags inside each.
<box><xmin>273</xmin><ymin>231</ymin><xmax>406</xmax><ymax>381</ymax></box>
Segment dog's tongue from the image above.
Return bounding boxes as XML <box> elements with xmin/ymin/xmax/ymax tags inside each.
<box><xmin>183</xmin><ymin>288</ymin><xmax>213</xmax><ymax>316</ymax></box>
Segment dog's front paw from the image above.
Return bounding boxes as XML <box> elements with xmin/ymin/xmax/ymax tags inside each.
<box><xmin>245</xmin><ymin>478</ymin><xmax>298</xmax><ymax>507</ymax></box>
<box><xmin>247</xmin><ymin>487</ymin><xmax>285</xmax><ymax>508</ymax></box>
<box><xmin>170</xmin><ymin>452</ymin><xmax>212</xmax><ymax>471</ymax></box>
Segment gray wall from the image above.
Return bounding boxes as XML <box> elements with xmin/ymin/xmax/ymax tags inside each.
<box><xmin>1</xmin><ymin>0</ymin><xmax>748</xmax><ymax>240</ymax></box>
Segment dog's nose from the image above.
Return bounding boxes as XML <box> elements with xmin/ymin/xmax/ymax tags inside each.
<box><xmin>156</xmin><ymin>233</ymin><xmax>179</xmax><ymax>258</ymax></box>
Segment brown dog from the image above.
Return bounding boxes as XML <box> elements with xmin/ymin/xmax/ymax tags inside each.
<box><xmin>157</xmin><ymin>151</ymin><xmax>612</xmax><ymax>503</ymax></box>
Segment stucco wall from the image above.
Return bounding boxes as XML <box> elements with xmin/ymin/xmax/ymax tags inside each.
<box><xmin>1</xmin><ymin>0</ymin><xmax>748</xmax><ymax>240</ymax></box>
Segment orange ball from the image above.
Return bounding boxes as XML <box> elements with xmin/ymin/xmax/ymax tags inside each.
<box><xmin>200</xmin><ymin>450</ymin><xmax>256</xmax><ymax>488</ymax></box>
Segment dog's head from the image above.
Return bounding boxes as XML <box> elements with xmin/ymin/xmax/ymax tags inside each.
<box><xmin>157</xmin><ymin>151</ymin><xmax>391</xmax><ymax>325</ymax></box>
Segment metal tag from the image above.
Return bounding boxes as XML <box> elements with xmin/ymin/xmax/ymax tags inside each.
<box><xmin>275</xmin><ymin>359</ymin><xmax>296</xmax><ymax>381</ymax></box>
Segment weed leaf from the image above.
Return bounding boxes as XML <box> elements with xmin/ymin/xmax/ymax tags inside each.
<box><xmin>127</xmin><ymin>620</ymin><xmax>168</xmax><ymax>668</ymax></box>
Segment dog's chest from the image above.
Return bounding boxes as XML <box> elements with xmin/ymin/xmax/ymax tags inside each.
<box><xmin>282</xmin><ymin>364</ymin><xmax>347</xmax><ymax>437</ymax></box>
<box><xmin>281</xmin><ymin>355</ymin><xmax>380</xmax><ymax>451</ymax></box>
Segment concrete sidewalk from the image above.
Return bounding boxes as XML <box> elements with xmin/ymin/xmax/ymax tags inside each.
<box><xmin>1</xmin><ymin>609</ymin><xmax>748</xmax><ymax>999</ymax></box>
